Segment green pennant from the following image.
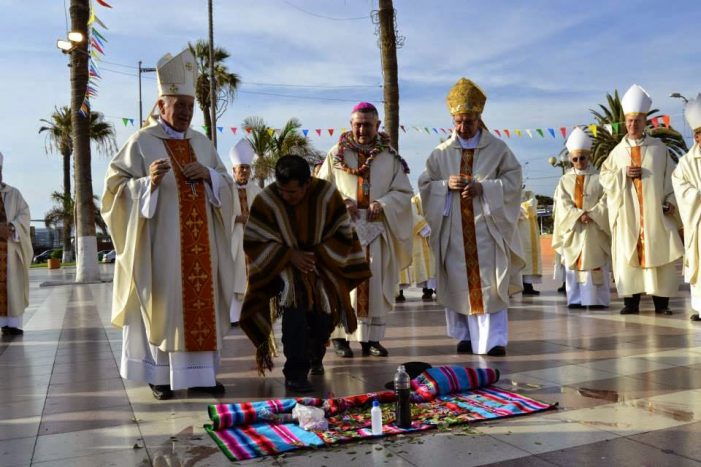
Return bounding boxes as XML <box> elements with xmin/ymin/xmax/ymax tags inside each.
<box><xmin>202</xmin><ymin>125</ymin><xmax>209</xmax><ymax>133</ymax></box>
<box><xmin>536</xmin><ymin>128</ymin><xmax>544</xmax><ymax>138</ymax></box>
<box><xmin>122</xmin><ymin>118</ymin><xmax>129</xmax><ymax>127</ymax></box>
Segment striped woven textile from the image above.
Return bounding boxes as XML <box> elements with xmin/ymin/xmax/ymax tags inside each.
<box><xmin>411</xmin><ymin>366</ymin><xmax>500</xmax><ymax>401</ymax></box>
<box><xmin>205</xmin><ymin>367</ymin><xmax>555</xmax><ymax>462</ymax></box>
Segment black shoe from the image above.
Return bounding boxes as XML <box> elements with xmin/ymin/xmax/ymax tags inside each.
<box><xmin>361</xmin><ymin>341</ymin><xmax>388</xmax><ymax>357</ymax></box>
<box><xmin>149</xmin><ymin>384</ymin><xmax>174</xmax><ymax>400</ymax></box>
<box><xmin>230</xmin><ymin>321</ymin><xmax>239</xmax><ymax>328</ymax></box>
<box><xmin>310</xmin><ymin>361</ymin><xmax>325</xmax><ymax>375</ymax></box>
<box><xmin>188</xmin><ymin>381</ymin><xmax>225</xmax><ymax>395</ymax></box>
<box><xmin>285</xmin><ymin>378</ymin><xmax>314</xmax><ymax>393</ymax></box>
<box><xmin>620</xmin><ymin>306</ymin><xmax>639</xmax><ymax>315</ymax></box>
<box><xmin>395</xmin><ymin>290</ymin><xmax>406</xmax><ymax>302</ymax></box>
<box><xmin>557</xmin><ymin>283</ymin><xmax>566</xmax><ymax>294</ymax></box>
<box><xmin>456</xmin><ymin>340</ymin><xmax>473</xmax><ymax>354</ymax></box>
<box><xmin>522</xmin><ymin>283</ymin><xmax>540</xmax><ymax>295</ymax></box>
<box><xmin>1</xmin><ymin>326</ymin><xmax>23</xmax><ymax>336</ymax></box>
<box><xmin>422</xmin><ymin>288</ymin><xmax>434</xmax><ymax>300</ymax></box>
<box><xmin>691</xmin><ymin>313</ymin><xmax>701</xmax><ymax>321</ymax></box>
<box><xmin>567</xmin><ymin>303</ymin><xmax>584</xmax><ymax>309</ymax></box>
<box><xmin>588</xmin><ymin>305</ymin><xmax>608</xmax><ymax>310</ymax></box>
<box><xmin>332</xmin><ymin>338</ymin><xmax>353</xmax><ymax>358</ymax></box>
<box><xmin>655</xmin><ymin>309</ymin><xmax>673</xmax><ymax>316</ymax></box>
<box><xmin>487</xmin><ymin>346</ymin><xmax>506</xmax><ymax>356</ymax></box>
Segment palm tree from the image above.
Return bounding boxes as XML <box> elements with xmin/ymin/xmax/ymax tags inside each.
<box><xmin>44</xmin><ymin>192</ymin><xmax>108</xmax><ymax>246</ymax></box>
<box><xmin>243</xmin><ymin>116</ymin><xmax>318</xmax><ymax>187</ymax></box>
<box><xmin>188</xmin><ymin>40</ymin><xmax>241</xmax><ymax>140</ymax></box>
<box><xmin>558</xmin><ymin>91</ymin><xmax>688</xmax><ymax>169</ymax></box>
<box><xmin>377</xmin><ymin>0</ymin><xmax>401</xmax><ymax>151</ymax></box>
<box><xmin>39</xmin><ymin>106</ymin><xmax>116</xmax><ymax>261</ymax></box>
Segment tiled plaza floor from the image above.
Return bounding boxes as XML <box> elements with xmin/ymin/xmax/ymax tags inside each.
<box><xmin>1</xmin><ymin>261</ymin><xmax>701</xmax><ymax>466</ymax></box>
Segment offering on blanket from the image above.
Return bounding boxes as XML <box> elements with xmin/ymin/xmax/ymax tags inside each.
<box><xmin>292</xmin><ymin>404</ymin><xmax>328</xmax><ymax>431</ymax></box>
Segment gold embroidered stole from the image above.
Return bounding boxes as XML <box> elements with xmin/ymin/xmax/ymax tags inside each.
<box><xmin>631</xmin><ymin>146</ymin><xmax>645</xmax><ymax>267</ymax></box>
<box><xmin>527</xmin><ymin>203</ymin><xmax>539</xmax><ymax>273</ymax></box>
<box><xmin>355</xmin><ymin>152</ymin><xmax>370</xmax><ymax>318</ymax></box>
<box><xmin>574</xmin><ymin>174</ymin><xmax>585</xmax><ymax>271</ymax></box>
<box><xmin>164</xmin><ymin>139</ymin><xmax>217</xmax><ymax>351</ymax></box>
<box><xmin>237</xmin><ymin>186</ymin><xmax>249</xmax><ymax>217</ymax></box>
<box><xmin>0</xmin><ymin>193</ymin><xmax>7</xmax><ymax>317</ymax></box>
<box><xmin>460</xmin><ymin>149</ymin><xmax>484</xmax><ymax>314</ymax></box>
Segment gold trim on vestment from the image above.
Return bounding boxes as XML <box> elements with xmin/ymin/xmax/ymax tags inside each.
<box><xmin>460</xmin><ymin>149</ymin><xmax>485</xmax><ymax>314</ymax></box>
<box><xmin>631</xmin><ymin>146</ymin><xmax>646</xmax><ymax>267</ymax></box>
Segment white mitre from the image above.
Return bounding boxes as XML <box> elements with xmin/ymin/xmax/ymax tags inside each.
<box><xmin>566</xmin><ymin>127</ymin><xmax>592</xmax><ymax>153</ymax></box>
<box><xmin>157</xmin><ymin>49</ymin><xmax>197</xmax><ymax>97</ymax></box>
<box><xmin>685</xmin><ymin>93</ymin><xmax>701</xmax><ymax>133</ymax></box>
<box><xmin>229</xmin><ymin>139</ymin><xmax>256</xmax><ymax>166</ymax></box>
<box><xmin>621</xmin><ymin>84</ymin><xmax>652</xmax><ymax>116</ymax></box>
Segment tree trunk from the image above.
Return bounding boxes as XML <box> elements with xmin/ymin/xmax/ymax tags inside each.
<box><xmin>208</xmin><ymin>0</ymin><xmax>218</xmax><ymax>148</ymax></box>
<box><xmin>62</xmin><ymin>151</ymin><xmax>73</xmax><ymax>262</ymax></box>
<box><xmin>378</xmin><ymin>0</ymin><xmax>399</xmax><ymax>152</ymax></box>
<box><xmin>70</xmin><ymin>0</ymin><xmax>99</xmax><ymax>281</ymax></box>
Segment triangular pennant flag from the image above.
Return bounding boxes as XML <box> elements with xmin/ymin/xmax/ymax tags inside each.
<box><xmin>302</xmin><ymin>129</ymin><xmax>309</xmax><ymax>136</ymax></box>
<box><xmin>612</xmin><ymin>122</ymin><xmax>619</xmax><ymax>134</ymax></box>
<box><xmin>433</xmin><ymin>128</ymin><xmax>439</xmax><ymax>134</ymax></box>
<box><xmin>202</xmin><ymin>125</ymin><xmax>209</xmax><ymax>133</ymax></box>
<box><xmin>504</xmin><ymin>129</ymin><xmax>510</xmax><ymax>138</ymax></box>
<box><xmin>441</xmin><ymin>128</ymin><xmax>447</xmax><ymax>134</ymax></box>
<box><xmin>268</xmin><ymin>128</ymin><xmax>275</xmax><ymax>136</ymax></box>
<box><xmin>96</xmin><ymin>0</ymin><xmax>113</xmax><ymax>8</ymax></box>
<box><xmin>494</xmin><ymin>129</ymin><xmax>501</xmax><ymax>137</ymax></box>
<box><xmin>217</xmin><ymin>126</ymin><xmax>223</xmax><ymax>133</ymax></box>
<box><xmin>94</xmin><ymin>14</ymin><xmax>109</xmax><ymax>30</ymax></box>
<box><xmin>315</xmin><ymin>129</ymin><xmax>321</xmax><ymax>136</ymax></box>
<box><xmin>515</xmin><ymin>129</ymin><xmax>522</xmax><ymax>137</ymax></box>
<box><xmin>328</xmin><ymin>129</ymin><xmax>334</xmax><ymax>136</ymax></box>
<box><xmin>245</xmin><ymin>127</ymin><xmax>252</xmax><ymax>134</ymax></box>
<box><xmin>88</xmin><ymin>7</ymin><xmax>96</xmax><ymax>25</ymax></box>
<box><xmin>129</xmin><ymin>119</ymin><xmax>134</xmax><ymax>126</ymax></box>
<box><xmin>651</xmin><ymin>117</ymin><xmax>659</xmax><ymax>129</ymax></box>
<box><xmin>92</xmin><ymin>28</ymin><xmax>107</xmax><ymax>43</ymax></box>
<box><xmin>560</xmin><ymin>127</ymin><xmax>567</xmax><ymax>139</ymax></box>
<box><xmin>341</xmin><ymin>127</ymin><xmax>348</xmax><ymax>133</ymax></box>
<box><xmin>547</xmin><ymin>128</ymin><xmax>555</xmax><ymax>138</ymax></box>
<box><xmin>424</xmin><ymin>127</ymin><xmax>430</xmax><ymax>134</ymax></box>
<box><xmin>122</xmin><ymin>118</ymin><xmax>129</xmax><ymax>127</ymax></box>
<box><xmin>400</xmin><ymin>125</ymin><xmax>405</xmax><ymax>133</ymax></box>
<box><xmin>526</xmin><ymin>129</ymin><xmax>533</xmax><ymax>138</ymax></box>
<box><xmin>91</xmin><ymin>33</ymin><xmax>106</xmax><ymax>48</ymax></box>
<box><xmin>588</xmin><ymin>124</ymin><xmax>598</xmax><ymax>138</ymax></box>
<box><xmin>604</xmin><ymin>124</ymin><xmax>613</xmax><ymax>134</ymax></box>
<box><xmin>230</xmin><ymin>127</ymin><xmax>237</xmax><ymax>135</ymax></box>
<box><xmin>662</xmin><ymin>115</ymin><xmax>670</xmax><ymax>128</ymax></box>
<box><xmin>536</xmin><ymin>128</ymin><xmax>544</xmax><ymax>137</ymax></box>
<box><xmin>90</xmin><ymin>40</ymin><xmax>105</xmax><ymax>55</ymax></box>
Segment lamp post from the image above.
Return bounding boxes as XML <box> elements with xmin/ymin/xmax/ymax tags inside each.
<box><xmin>138</xmin><ymin>61</ymin><xmax>157</xmax><ymax>127</ymax></box>
<box><xmin>670</xmin><ymin>92</ymin><xmax>690</xmax><ymax>145</ymax></box>
<box><xmin>548</xmin><ymin>154</ymin><xmax>570</xmax><ymax>174</ymax></box>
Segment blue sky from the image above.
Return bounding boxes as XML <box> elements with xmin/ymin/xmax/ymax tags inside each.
<box><xmin>1</xmin><ymin>0</ymin><xmax>699</xmax><ymax>222</ymax></box>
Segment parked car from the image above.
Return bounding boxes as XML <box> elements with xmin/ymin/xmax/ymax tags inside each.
<box><xmin>102</xmin><ymin>250</ymin><xmax>116</xmax><ymax>263</ymax></box>
<box><xmin>97</xmin><ymin>250</ymin><xmax>110</xmax><ymax>262</ymax></box>
<box><xmin>33</xmin><ymin>250</ymin><xmax>53</xmax><ymax>264</ymax></box>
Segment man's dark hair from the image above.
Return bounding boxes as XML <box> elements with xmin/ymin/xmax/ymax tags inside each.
<box><xmin>275</xmin><ymin>155</ymin><xmax>311</xmax><ymax>185</ymax></box>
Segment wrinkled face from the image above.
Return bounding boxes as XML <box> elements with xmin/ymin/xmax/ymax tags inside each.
<box><xmin>158</xmin><ymin>95</ymin><xmax>195</xmax><ymax>132</ymax></box>
<box><xmin>569</xmin><ymin>151</ymin><xmax>590</xmax><ymax>171</ymax></box>
<box><xmin>233</xmin><ymin>164</ymin><xmax>251</xmax><ymax>184</ymax></box>
<box><xmin>350</xmin><ymin>112</ymin><xmax>380</xmax><ymax>145</ymax></box>
<box><xmin>694</xmin><ymin>129</ymin><xmax>701</xmax><ymax>146</ymax></box>
<box><xmin>276</xmin><ymin>179</ymin><xmax>310</xmax><ymax>206</ymax></box>
<box><xmin>625</xmin><ymin>114</ymin><xmax>647</xmax><ymax>139</ymax></box>
<box><xmin>453</xmin><ymin>112</ymin><xmax>481</xmax><ymax>140</ymax></box>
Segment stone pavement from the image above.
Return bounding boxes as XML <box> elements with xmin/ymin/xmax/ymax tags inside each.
<box><xmin>2</xmin><ymin>263</ymin><xmax>701</xmax><ymax>466</ymax></box>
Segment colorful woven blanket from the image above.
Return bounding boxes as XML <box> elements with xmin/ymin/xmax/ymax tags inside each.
<box><xmin>205</xmin><ymin>367</ymin><xmax>556</xmax><ymax>461</ymax></box>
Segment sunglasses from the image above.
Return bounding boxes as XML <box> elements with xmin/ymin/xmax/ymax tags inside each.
<box><xmin>571</xmin><ymin>156</ymin><xmax>587</xmax><ymax>162</ymax></box>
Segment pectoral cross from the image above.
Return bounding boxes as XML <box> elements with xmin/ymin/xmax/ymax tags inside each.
<box><xmin>186</xmin><ymin>179</ymin><xmax>198</xmax><ymax>198</ymax></box>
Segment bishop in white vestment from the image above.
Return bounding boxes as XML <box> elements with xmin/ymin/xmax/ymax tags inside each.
<box><xmin>518</xmin><ymin>190</ymin><xmax>542</xmax><ymax>295</ymax></box>
<box><xmin>599</xmin><ymin>84</ymin><xmax>682</xmax><ymax>315</ymax></box>
<box><xmin>419</xmin><ymin>78</ymin><xmax>523</xmax><ymax>356</ymax></box>
<box><xmin>102</xmin><ymin>50</ymin><xmax>237</xmax><ymax>400</ymax></box>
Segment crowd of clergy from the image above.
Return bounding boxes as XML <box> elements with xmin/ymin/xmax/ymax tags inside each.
<box><xmin>3</xmin><ymin>48</ymin><xmax>701</xmax><ymax>399</ymax></box>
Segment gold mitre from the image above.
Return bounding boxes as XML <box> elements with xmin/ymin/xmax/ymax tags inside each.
<box><xmin>446</xmin><ymin>78</ymin><xmax>487</xmax><ymax>115</ymax></box>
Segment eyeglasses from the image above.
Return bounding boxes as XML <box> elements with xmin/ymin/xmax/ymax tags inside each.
<box><xmin>571</xmin><ymin>156</ymin><xmax>587</xmax><ymax>162</ymax></box>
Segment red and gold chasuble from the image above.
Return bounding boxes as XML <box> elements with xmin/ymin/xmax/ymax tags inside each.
<box><xmin>0</xmin><ymin>193</ymin><xmax>7</xmax><ymax>317</ymax></box>
<box><xmin>164</xmin><ymin>139</ymin><xmax>217</xmax><ymax>351</ymax></box>
<box><xmin>630</xmin><ymin>146</ymin><xmax>646</xmax><ymax>267</ymax></box>
<box><xmin>460</xmin><ymin>149</ymin><xmax>485</xmax><ymax>315</ymax></box>
<box><xmin>574</xmin><ymin>174</ymin><xmax>585</xmax><ymax>271</ymax></box>
<box><xmin>355</xmin><ymin>152</ymin><xmax>371</xmax><ymax>318</ymax></box>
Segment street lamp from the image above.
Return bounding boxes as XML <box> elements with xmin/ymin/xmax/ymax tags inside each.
<box><xmin>548</xmin><ymin>153</ymin><xmax>570</xmax><ymax>174</ymax></box>
<box><xmin>138</xmin><ymin>61</ymin><xmax>157</xmax><ymax>127</ymax></box>
<box><xmin>56</xmin><ymin>30</ymin><xmax>85</xmax><ymax>53</ymax></box>
<box><xmin>670</xmin><ymin>92</ymin><xmax>691</xmax><ymax>144</ymax></box>
<box><xmin>670</xmin><ymin>92</ymin><xmax>688</xmax><ymax>103</ymax></box>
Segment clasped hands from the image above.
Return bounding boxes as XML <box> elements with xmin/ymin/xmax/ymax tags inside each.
<box><xmin>149</xmin><ymin>158</ymin><xmax>211</xmax><ymax>191</ymax></box>
<box><xmin>290</xmin><ymin>249</ymin><xmax>316</xmax><ymax>273</ymax></box>
<box><xmin>344</xmin><ymin>198</ymin><xmax>383</xmax><ymax>221</ymax></box>
<box><xmin>448</xmin><ymin>175</ymin><xmax>482</xmax><ymax>199</ymax></box>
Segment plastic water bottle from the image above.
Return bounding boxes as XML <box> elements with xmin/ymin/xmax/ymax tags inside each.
<box><xmin>394</xmin><ymin>364</ymin><xmax>412</xmax><ymax>428</ymax></box>
<box><xmin>371</xmin><ymin>399</ymin><xmax>383</xmax><ymax>435</ymax></box>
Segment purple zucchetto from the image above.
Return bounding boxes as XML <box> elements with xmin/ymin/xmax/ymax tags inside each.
<box><xmin>352</xmin><ymin>102</ymin><xmax>377</xmax><ymax>113</ymax></box>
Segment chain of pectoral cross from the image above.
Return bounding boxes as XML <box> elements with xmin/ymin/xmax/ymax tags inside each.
<box><xmin>163</xmin><ymin>142</ymin><xmax>199</xmax><ymax>198</ymax></box>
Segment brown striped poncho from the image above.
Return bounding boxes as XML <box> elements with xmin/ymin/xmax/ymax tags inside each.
<box><xmin>240</xmin><ymin>178</ymin><xmax>371</xmax><ymax>374</ymax></box>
